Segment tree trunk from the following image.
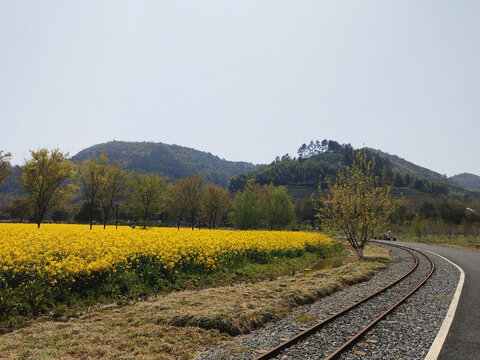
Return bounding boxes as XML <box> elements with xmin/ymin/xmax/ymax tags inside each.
<box><xmin>143</xmin><ymin>210</ymin><xmax>148</xmax><ymax>229</ymax></box>
<box><xmin>89</xmin><ymin>203</ymin><xmax>93</xmax><ymax>230</ymax></box>
<box><xmin>103</xmin><ymin>208</ymin><xmax>110</xmax><ymax>229</ymax></box>
<box><xmin>355</xmin><ymin>246</ymin><xmax>364</xmax><ymax>260</ymax></box>
<box><xmin>36</xmin><ymin>207</ymin><xmax>44</xmax><ymax>228</ymax></box>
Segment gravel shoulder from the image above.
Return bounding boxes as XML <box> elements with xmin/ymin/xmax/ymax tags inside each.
<box><xmin>195</xmin><ymin>244</ymin><xmax>460</xmax><ymax>360</ymax></box>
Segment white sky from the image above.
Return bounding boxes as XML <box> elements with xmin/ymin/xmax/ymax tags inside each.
<box><xmin>1</xmin><ymin>1</ymin><xmax>479</xmax><ymax>176</ymax></box>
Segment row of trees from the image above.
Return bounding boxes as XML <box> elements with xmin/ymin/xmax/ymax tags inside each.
<box><xmin>1</xmin><ymin>148</ymin><xmax>298</xmax><ymax>230</ymax></box>
<box><xmin>418</xmin><ymin>200</ymin><xmax>478</xmax><ymax>225</ymax></box>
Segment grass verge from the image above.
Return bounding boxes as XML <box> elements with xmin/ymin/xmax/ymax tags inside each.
<box><xmin>0</xmin><ymin>245</ymin><xmax>390</xmax><ymax>360</ymax></box>
<box><xmin>399</xmin><ymin>234</ymin><xmax>480</xmax><ymax>252</ymax></box>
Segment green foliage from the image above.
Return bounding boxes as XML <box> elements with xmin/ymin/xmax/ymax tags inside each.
<box><xmin>259</xmin><ymin>184</ymin><xmax>295</xmax><ymax>230</ymax></box>
<box><xmin>127</xmin><ymin>172</ymin><xmax>168</xmax><ymax>228</ymax></box>
<box><xmin>74</xmin><ymin>201</ymin><xmax>103</xmax><ymax>224</ymax></box>
<box><xmin>50</xmin><ymin>208</ymin><xmax>71</xmax><ymax>222</ymax></box>
<box><xmin>8</xmin><ymin>198</ymin><xmax>33</xmax><ymax>222</ymax></box>
<box><xmin>22</xmin><ymin>148</ymin><xmax>75</xmax><ymax>228</ymax></box>
<box><xmin>230</xmin><ymin>187</ymin><xmax>260</xmax><ymax>230</ymax></box>
<box><xmin>419</xmin><ymin>201</ymin><xmax>437</xmax><ymax>220</ymax></box>
<box><xmin>417</xmin><ymin>200</ymin><xmax>467</xmax><ymax>225</ymax></box>
<box><xmin>411</xmin><ymin>219</ymin><xmax>423</xmax><ymax>238</ymax></box>
<box><xmin>437</xmin><ymin>202</ymin><xmax>465</xmax><ymax>225</ymax></box>
<box><xmin>294</xmin><ymin>197</ymin><xmax>316</xmax><ymax>227</ymax></box>
<box><xmin>229</xmin><ymin>184</ymin><xmax>297</xmax><ymax>230</ymax></box>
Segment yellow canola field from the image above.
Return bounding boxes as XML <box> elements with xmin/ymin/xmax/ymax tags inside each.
<box><xmin>0</xmin><ymin>223</ymin><xmax>332</xmax><ymax>281</ymax></box>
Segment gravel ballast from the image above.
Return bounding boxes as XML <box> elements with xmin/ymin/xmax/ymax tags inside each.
<box><xmin>195</xmin><ymin>243</ymin><xmax>460</xmax><ymax>360</ymax></box>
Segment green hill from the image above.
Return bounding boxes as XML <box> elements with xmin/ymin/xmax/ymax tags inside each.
<box><xmin>0</xmin><ymin>166</ymin><xmax>25</xmax><ymax>197</ymax></box>
<box><xmin>229</xmin><ymin>145</ymin><xmax>480</xmax><ymax>204</ymax></box>
<box><xmin>70</xmin><ymin>141</ymin><xmax>259</xmax><ymax>187</ymax></box>
<box><xmin>449</xmin><ymin>173</ymin><xmax>480</xmax><ymax>192</ymax></box>
<box><xmin>368</xmin><ymin>149</ymin><xmax>477</xmax><ymax>198</ymax></box>
<box><xmin>229</xmin><ymin>146</ymin><xmax>392</xmax><ymax>197</ymax></box>
<box><xmin>367</xmin><ymin>149</ymin><xmax>444</xmax><ymax>182</ymax></box>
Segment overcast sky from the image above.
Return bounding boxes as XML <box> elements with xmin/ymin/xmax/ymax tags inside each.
<box><xmin>1</xmin><ymin>1</ymin><xmax>479</xmax><ymax>176</ymax></box>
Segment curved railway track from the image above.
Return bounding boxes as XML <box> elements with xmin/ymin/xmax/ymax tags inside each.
<box><xmin>254</xmin><ymin>242</ymin><xmax>435</xmax><ymax>360</ymax></box>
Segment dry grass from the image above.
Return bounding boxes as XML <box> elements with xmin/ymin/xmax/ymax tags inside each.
<box><xmin>0</xmin><ymin>245</ymin><xmax>390</xmax><ymax>359</ymax></box>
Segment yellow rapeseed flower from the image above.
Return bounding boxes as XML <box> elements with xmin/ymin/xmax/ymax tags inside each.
<box><xmin>0</xmin><ymin>223</ymin><xmax>332</xmax><ymax>287</ymax></box>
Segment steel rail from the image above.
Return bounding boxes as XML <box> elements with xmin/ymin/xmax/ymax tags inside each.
<box><xmin>254</xmin><ymin>242</ymin><xmax>421</xmax><ymax>360</ymax></box>
<box><xmin>324</xmin><ymin>245</ymin><xmax>435</xmax><ymax>359</ymax></box>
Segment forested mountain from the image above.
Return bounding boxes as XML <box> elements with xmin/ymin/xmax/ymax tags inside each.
<box><xmin>2</xmin><ymin>140</ymin><xmax>479</xmax><ymax>204</ymax></box>
<box><xmin>70</xmin><ymin>141</ymin><xmax>259</xmax><ymax>187</ymax></box>
<box><xmin>229</xmin><ymin>142</ymin><xmax>392</xmax><ymax>197</ymax></box>
<box><xmin>367</xmin><ymin>149</ymin><xmax>475</xmax><ymax>198</ymax></box>
<box><xmin>367</xmin><ymin>149</ymin><xmax>445</xmax><ymax>182</ymax></box>
<box><xmin>0</xmin><ymin>166</ymin><xmax>25</xmax><ymax>197</ymax></box>
<box><xmin>449</xmin><ymin>173</ymin><xmax>480</xmax><ymax>192</ymax></box>
<box><xmin>229</xmin><ymin>141</ymin><xmax>480</xmax><ymax>205</ymax></box>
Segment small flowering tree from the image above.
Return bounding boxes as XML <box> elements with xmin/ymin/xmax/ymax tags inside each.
<box><xmin>316</xmin><ymin>151</ymin><xmax>399</xmax><ymax>259</ymax></box>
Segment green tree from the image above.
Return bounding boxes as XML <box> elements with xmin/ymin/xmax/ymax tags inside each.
<box><xmin>165</xmin><ymin>183</ymin><xmax>184</xmax><ymax>230</ymax></box>
<box><xmin>316</xmin><ymin>151</ymin><xmax>399</xmax><ymax>259</ymax></box>
<box><xmin>230</xmin><ymin>187</ymin><xmax>260</xmax><ymax>230</ymax></box>
<box><xmin>0</xmin><ymin>151</ymin><xmax>12</xmax><ymax>183</ymax></box>
<box><xmin>295</xmin><ymin>197</ymin><xmax>316</xmax><ymax>228</ymax></box>
<box><xmin>419</xmin><ymin>201</ymin><xmax>437</xmax><ymax>220</ymax></box>
<box><xmin>98</xmin><ymin>163</ymin><xmax>127</xmax><ymax>229</ymax></box>
<box><xmin>259</xmin><ymin>183</ymin><xmax>295</xmax><ymax>230</ymax></box>
<box><xmin>51</xmin><ymin>208</ymin><xmax>71</xmax><ymax>222</ymax></box>
<box><xmin>22</xmin><ymin>148</ymin><xmax>75</xmax><ymax>228</ymax></box>
<box><xmin>74</xmin><ymin>201</ymin><xmax>103</xmax><ymax>224</ymax></box>
<box><xmin>76</xmin><ymin>154</ymin><xmax>109</xmax><ymax>229</ymax></box>
<box><xmin>127</xmin><ymin>172</ymin><xmax>167</xmax><ymax>228</ymax></box>
<box><xmin>201</xmin><ymin>184</ymin><xmax>232</xmax><ymax>229</ymax></box>
<box><xmin>9</xmin><ymin>198</ymin><xmax>33</xmax><ymax>222</ymax></box>
<box><xmin>177</xmin><ymin>174</ymin><xmax>204</xmax><ymax>230</ymax></box>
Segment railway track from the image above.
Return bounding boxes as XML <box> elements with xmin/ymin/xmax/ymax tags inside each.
<box><xmin>254</xmin><ymin>242</ymin><xmax>435</xmax><ymax>360</ymax></box>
